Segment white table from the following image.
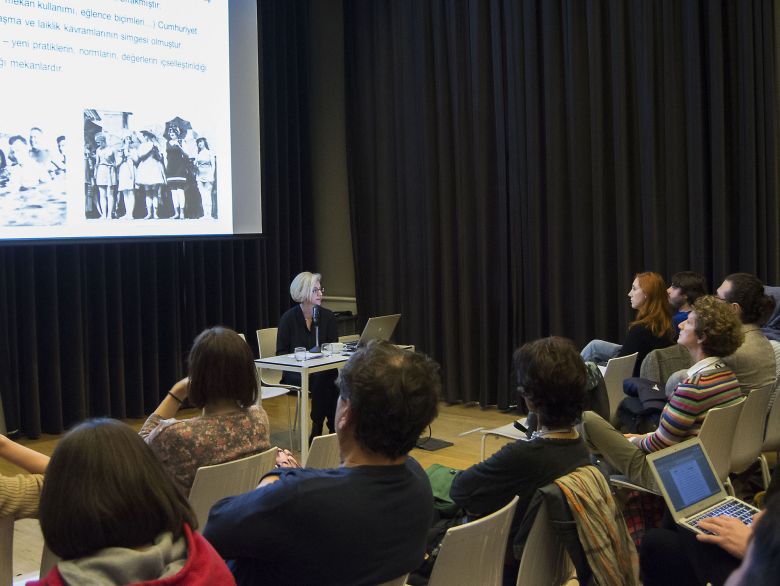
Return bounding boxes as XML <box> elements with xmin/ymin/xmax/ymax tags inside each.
<box><xmin>255</xmin><ymin>352</ymin><xmax>349</xmax><ymax>462</ymax></box>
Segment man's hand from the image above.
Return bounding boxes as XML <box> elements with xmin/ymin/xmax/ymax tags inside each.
<box><xmin>696</xmin><ymin>514</ymin><xmax>759</xmax><ymax>559</ymax></box>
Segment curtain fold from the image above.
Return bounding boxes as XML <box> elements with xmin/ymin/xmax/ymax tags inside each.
<box><xmin>344</xmin><ymin>0</ymin><xmax>779</xmax><ymax>407</ymax></box>
<box><xmin>0</xmin><ymin>0</ymin><xmax>313</xmax><ymax>437</ymax></box>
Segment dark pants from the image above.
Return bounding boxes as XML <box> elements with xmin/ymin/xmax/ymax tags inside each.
<box><xmin>640</xmin><ymin>512</ymin><xmax>739</xmax><ymax>586</ymax></box>
<box><xmin>281</xmin><ymin>370</ymin><xmax>339</xmax><ymax>438</ymax></box>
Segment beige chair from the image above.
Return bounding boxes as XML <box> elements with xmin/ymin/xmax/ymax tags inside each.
<box><xmin>759</xmin><ymin>342</ymin><xmax>780</xmax><ymax>488</ymax></box>
<box><xmin>256</xmin><ymin>327</ymin><xmax>301</xmax><ymax>449</ymax></box>
<box><xmin>304</xmin><ymin>432</ymin><xmax>340</xmax><ymax>469</ymax></box>
<box><xmin>515</xmin><ymin>500</ymin><xmax>576</xmax><ymax>586</ymax></box>
<box><xmin>479</xmin><ymin>420</ymin><xmax>526</xmax><ymax>460</ymax></box>
<box><xmin>602</xmin><ymin>353</ymin><xmax>638</xmax><ymax>424</ymax></box>
<box><xmin>0</xmin><ymin>517</ymin><xmax>60</xmax><ymax>586</ymax></box>
<box><xmin>188</xmin><ymin>446</ymin><xmax>278</xmax><ymax>530</ymax></box>
<box><xmin>339</xmin><ymin>334</ymin><xmax>360</xmax><ymax>344</ymax></box>
<box><xmin>697</xmin><ymin>398</ymin><xmax>746</xmax><ymax>484</ymax></box>
<box><xmin>727</xmin><ymin>381</ymin><xmax>774</xmax><ymax>495</ymax></box>
<box><xmin>427</xmin><ymin>495</ymin><xmax>519</xmax><ymax>586</ymax></box>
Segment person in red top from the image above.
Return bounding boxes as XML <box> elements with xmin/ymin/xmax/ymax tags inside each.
<box><xmin>28</xmin><ymin>418</ymin><xmax>234</xmax><ymax>586</ymax></box>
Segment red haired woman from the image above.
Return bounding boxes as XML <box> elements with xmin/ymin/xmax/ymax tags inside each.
<box><xmin>581</xmin><ymin>271</ymin><xmax>675</xmax><ymax>376</ymax></box>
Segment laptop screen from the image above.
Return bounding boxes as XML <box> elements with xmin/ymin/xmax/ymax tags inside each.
<box><xmin>653</xmin><ymin>442</ymin><xmax>721</xmax><ymax>512</ymax></box>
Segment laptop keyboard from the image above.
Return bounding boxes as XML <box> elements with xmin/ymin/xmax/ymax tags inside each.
<box><xmin>689</xmin><ymin>501</ymin><xmax>755</xmax><ymax>533</ymax></box>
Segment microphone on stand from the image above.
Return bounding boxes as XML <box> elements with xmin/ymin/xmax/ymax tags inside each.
<box><xmin>312</xmin><ymin>305</ymin><xmax>320</xmax><ymax>352</ymax></box>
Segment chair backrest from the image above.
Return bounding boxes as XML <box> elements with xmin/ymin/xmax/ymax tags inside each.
<box><xmin>730</xmin><ymin>382</ymin><xmax>775</xmax><ymax>474</ymax></box>
<box><xmin>603</xmin><ymin>353</ymin><xmax>638</xmax><ymax>423</ymax></box>
<box><xmin>763</xmin><ymin>342</ymin><xmax>780</xmax><ymax>451</ymax></box>
<box><xmin>697</xmin><ymin>399</ymin><xmax>745</xmax><ymax>483</ymax></box>
<box><xmin>515</xmin><ymin>500</ymin><xmax>575</xmax><ymax>586</ymax></box>
<box><xmin>0</xmin><ymin>515</ymin><xmax>12</xmax><ymax>586</ymax></box>
<box><xmin>428</xmin><ymin>495</ymin><xmax>519</xmax><ymax>586</ymax></box>
<box><xmin>188</xmin><ymin>446</ymin><xmax>278</xmax><ymax>530</ymax></box>
<box><xmin>40</xmin><ymin>544</ymin><xmax>59</xmax><ymax>580</ymax></box>
<box><xmin>0</xmin><ymin>517</ymin><xmax>60</xmax><ymax>586</ymax></box>
<box><xmin>639</xmin><ymin>345</ymin><xmax>693</xmax><ymax>386</ymax></box>
<box><xmin>305</xmin><ymin>433</ymin><xmax>340</xmax><ymax>469</ymax></box>
<box><xmin>256</xmin><ymin>328</ymin><xmax>283</xmax><ymax>386</ymax></box>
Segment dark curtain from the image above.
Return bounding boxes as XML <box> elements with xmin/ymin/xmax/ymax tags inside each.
<box><xmin>344</xmin><ymin>0</ymin><xmax>780</xmax><ymax>407</ymax></box>
<box><xmin>0</xmin><ymin>0</ymin><xmax>313</xmax><ymax>437</ymax></box>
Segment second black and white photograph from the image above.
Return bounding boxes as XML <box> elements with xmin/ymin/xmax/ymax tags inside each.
<box><xmin>83</xmin><ymin>109</ymin><xmax>218</xmax><ymax>221</ymax></box>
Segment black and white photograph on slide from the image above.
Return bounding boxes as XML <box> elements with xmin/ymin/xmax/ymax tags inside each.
<box><xmin>84</xmin><ymin>109</ymin><xmax>218</xmax><ymax>221</ymax></box>
<box><xmin>0</xmin><ymin>127</ymin><xmax>67</xmax><ymax>227</ymax></box>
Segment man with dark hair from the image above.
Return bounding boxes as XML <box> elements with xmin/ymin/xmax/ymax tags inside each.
<box><xmin>204</xmin><ymin>341</ymin><xmax>440</xmax><ymax>586</ymax></box>
<box><xmin>668</xmin><ymin>271</ymin><xmax>707</xmax><ymax>335</ymax></box>
<box><xmin>715</xmin><ymin>273</ymin><xmax>776</xmax><ymax>394</ymax></box>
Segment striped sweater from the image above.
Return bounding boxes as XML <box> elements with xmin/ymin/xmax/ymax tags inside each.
<box><xmin>637</xmin><ymin>364</ymin><xmax>741</xmax><ymax>453</ymax></box>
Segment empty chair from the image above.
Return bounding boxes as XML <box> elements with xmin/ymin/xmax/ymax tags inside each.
<box><xmin>602</xmin><ymin>352</ymin><xmax>638</xmax><ymax>423</ymax></box>
<box><xmin>729</xmin><ymin>382</ymin><xmax>774</xmax><ymax>479</ymax></box>
<box><xmin>188</xmin><ymin>446</ymin><xmax>278</xmax><ymax>530</ymax></box>
<box><xmin>257</xmin><ymin>327</ymin><xmax>301</xmax><ymax>449</ymax></box>
<box><xmin>305</xmin><ymin>432</ymin><xmax>340</xmax><ymax>469</ymax></box>
<box><xmin>427</xmin><ymin>495</ymin><xmax>519</xmax><ymax>586</ymax></box>
<box><xmin>479</xmin><ymin>420</ymin><xmax>526</xmax><ymax>461</ymax></box>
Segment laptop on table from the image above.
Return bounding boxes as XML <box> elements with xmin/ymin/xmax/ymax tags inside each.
<box><xmin>648</xmin><ymin>438</ymin><xmax>760</xmax><ymax>535</ymax></box>
<box><xmin>343</xmin><ymin>314</ymin><xmax>401</xmax><ymax>351</ymax></box>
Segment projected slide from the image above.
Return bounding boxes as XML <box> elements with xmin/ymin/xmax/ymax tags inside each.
<box><xmin>0</xmin><ymin>0</ymin><xmax>248</xmax><ymax>241</ymax></box>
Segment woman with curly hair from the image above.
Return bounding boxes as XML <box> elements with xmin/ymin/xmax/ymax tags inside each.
<box><xmin>581</xmin><ymin>271</ymin><xmax>675</xmax><ymax>376</ymax></box>
<box><xmin>449</xmin><ymin>337</ymin><xmax>592</xmax><ymax>583</ymax></box>
<box><xmin>582</xmin><ymin>295</ymin><xmax>745</xmax><ymax>490</ymax></box>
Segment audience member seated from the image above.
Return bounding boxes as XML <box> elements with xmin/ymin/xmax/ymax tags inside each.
<box><xmin>450</xmin><ymin>337</ymin><xmax>591</xmax><ymax>585</ymax></box>
<box><xmin>29</xmin><ymin>418</ymin><xmax>234</xmax><ymax>586</ymax></box>
<box><xmin>0</xmin><ymin>434</ymin><xmax>49</xmax><ymax>518</ymax></box>
<box><xmin>668</xmin><ymin>271</ymin><xmax>708</xmax><ymax>337</ymax></box>
<box><xmin>762</xmin><ymin>285</ymin><xmax>780</xmax><ymax>342</ymax></box>
<box><xmin>667</xmin><ymin>273</ymin><xmax>776</xmax><ymax>396</ymax></box>
<box><xmin>641</xmin><ymin>476</ymin><xmax>780</xmax><ymax>586</ymax></box>
<box><xmin>139</xmin><ymin>326</ymin><xmax>271</xmax><ymax>495</ymax></box>
<box><xmin>203</xmin><ymin>340</ymin><xmax>440</xmax><ymax>586</ymax></box>
<box><xmin>581</xmin><ymin>272</ymin><xmax>675</xmax><ymax>376</ymax></box>
<box><xmin>583</xmin><ymin>295</ymin><xmax>744</xmax><ymax>489</ymax></box>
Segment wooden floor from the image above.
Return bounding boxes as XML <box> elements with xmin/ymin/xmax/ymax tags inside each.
<box><xmin>1</xmin><ymin>400</ymin><xmax>518</xmax><ymax>582</ymax></box>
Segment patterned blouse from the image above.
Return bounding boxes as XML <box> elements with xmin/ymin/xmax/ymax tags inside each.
<box><xmin>139</xmin><ymin>405</ymin><xmax>271</xmax><ymax>495</ymax></box>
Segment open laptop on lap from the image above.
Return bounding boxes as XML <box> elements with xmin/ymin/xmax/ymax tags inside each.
<box><xmin>343</xmin><ymin>314</ymin><xmax>401</xmax><ymax>351</ymax></box>
<box><xmin>648</xmin><ymin>438</ymin><xmax>759</xmax><ymax>535</ymax></box>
